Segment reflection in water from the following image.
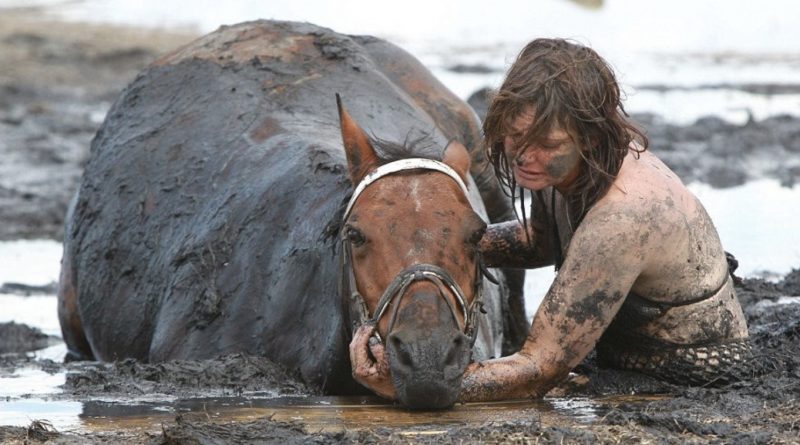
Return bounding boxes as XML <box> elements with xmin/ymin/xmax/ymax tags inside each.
<box><xmin>10</xmin><ymin>394</ymin><xmax>661</xmax><ymax>434</ymax></box>
<box><xmin>77</xmin><ymin>396</ymin><xmax>547</xmax><ymax>433</ymax></box>
<box><xmin>2</xmin><ymin>393</ymin><xmax>645</xmax><ymax>433</ymax></box>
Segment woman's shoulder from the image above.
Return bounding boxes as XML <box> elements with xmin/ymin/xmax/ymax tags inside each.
<box><xmin>584</xmin><ymin>152</ymin><xmax>698</xmax><ymax>235</ymax></box>
<box><xmin>603</xmin><ymin>151</ymin><xmax>694</xmax><ymax>208</ymax></box>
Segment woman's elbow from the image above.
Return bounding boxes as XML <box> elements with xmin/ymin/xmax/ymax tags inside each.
<box><xmin>516</xmin><ymin>349</ymin><xmax>573</xmax><ymax>397</ymax></box>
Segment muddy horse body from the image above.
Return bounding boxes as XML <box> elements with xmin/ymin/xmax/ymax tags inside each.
<box><xmin>58</xmin><ymin>20</ymin><xmax>522</xmax><ymax>394</ymax></box>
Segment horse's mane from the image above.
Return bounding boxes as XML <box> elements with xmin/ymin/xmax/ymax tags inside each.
<box><xmin>320</xmin><ymin>131</ymin><xmax>440</xmax><ymax>251</ymax></box>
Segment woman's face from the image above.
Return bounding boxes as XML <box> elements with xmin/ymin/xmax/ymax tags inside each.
<box><xmin>503</xmin><ymin>109</ymin><xmax>582</xmax><ymax>192</ymax></box>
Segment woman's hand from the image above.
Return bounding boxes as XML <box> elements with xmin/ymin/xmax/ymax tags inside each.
<box><xmin>480</xmin><ymin>220</ymin><xmax>554</xmax><ymax>269</ymax></box>
<box><xmin>349</xmin><ymin>323</ymin><xmax>397</xmax><ymax>400</ymax></box>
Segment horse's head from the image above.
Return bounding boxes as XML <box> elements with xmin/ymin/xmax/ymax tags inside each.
<box><xmin>337</xmin><ymin>95</ymin><xmax>492</xmax><ymax>409</ymax></box>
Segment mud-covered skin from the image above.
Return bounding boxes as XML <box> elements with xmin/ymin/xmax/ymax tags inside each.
<box><xmin>459</xmin><ymin>149</ymin><xmax>750</xmax><ymax>401</ymax></box>
<box><xmin>479</xmin><ymin>219</ymin><xmax>554</xmax><ymax>269</ymax></box>
<box><xmin>57</xmin><ymin>20</ymin><xmax>517</xmax><ymax>395</ymax></box>
<box><xmin>544</xmin><ymin>149</ymin><xmax>581</xmax><ymax>180</ymax></box>
<box><xmin>503</xmin><ymin>115</ymin><xmax>581</xmax><ymax>192</ymax></box>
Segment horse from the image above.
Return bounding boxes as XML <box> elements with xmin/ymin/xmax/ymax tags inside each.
<box><xmin>57</xmin><ymin>20</ymin><xmax>523</xmax><ymax>409</ymax></box>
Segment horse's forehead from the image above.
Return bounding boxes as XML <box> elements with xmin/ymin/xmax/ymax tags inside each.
<box><xmin>355</xmin><ymin>173</ymin><xmax>471</xmax><ymax>223</ymax></box>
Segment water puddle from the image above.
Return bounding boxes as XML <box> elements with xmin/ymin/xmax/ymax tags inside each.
<box><xmin>0</xmin><ymin>348</ymin><xmax>664</xmax><ymax>434</ymax></box>
<box><xmin>0</xmin><ymin>358</ymin><xmax>657</xmax><ymax>432</ymax></box>
<box><xmin>0</xmin><ymin>393</ymin><xmax>661</xmax><ymax>434</ymax></box>
<box><xmin>0</xmin><ymin>355</ymin><xmax>665</xmax><ymax>433</ymax></box>
<box><xmin>0</xmin><ymin>368</ymin><xmax>66</xmax><ymax>397</ymax></box>
<box><xmin>1</xmin><ymin>399</ymin><xmax>83</xmax><ymax>431</ymax></box>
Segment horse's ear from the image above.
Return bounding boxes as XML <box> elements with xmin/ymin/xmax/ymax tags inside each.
<box><xmin>336</xmin><ymin>94</ymin><xmax>380</xmax><ymax>184</ymax></box>
<box><xmin>442</xmin><ymin>139</ymin><xmax>471</xmax><ymax>183</ymax></box>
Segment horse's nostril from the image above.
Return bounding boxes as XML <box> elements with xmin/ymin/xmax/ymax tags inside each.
<box><xmin>444</xmin><ymin>334</ymin><xmax>467</xmax><ymax>367</ymax></box>
<box><xmin>389</xmin><ymin>334</ymin><xmax>413</xmax><ymax>368</ymax></box>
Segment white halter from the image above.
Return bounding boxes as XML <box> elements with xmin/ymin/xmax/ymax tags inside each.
<box><xmin>342</xmin><ymin>158</ymin><xmax>470</xmax><ymax>221</ymax></box>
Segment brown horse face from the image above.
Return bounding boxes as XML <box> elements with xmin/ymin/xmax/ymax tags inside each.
<box><xmin>338</xmin><ymin>96</ymin><xmax>485</xmax><ymax>409</ymax></box>
<box><xmin>347</xmin><ymin>174</ymin><xmax>486</xmax><ymax>408</ymax></box>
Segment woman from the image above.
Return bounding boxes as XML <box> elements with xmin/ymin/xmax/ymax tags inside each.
<box><xmin>350</xmin><ymin>38</ymin><xmax>750</xmax><ymax>401</ymax></box>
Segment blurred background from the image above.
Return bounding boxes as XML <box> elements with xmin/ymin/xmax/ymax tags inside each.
<box><xmin>1</xmin><ymin>0</ymin><xmax>799</xmax><ymax>344</ymax></box>
<box><xmin>33</xmin><ymin>0</ymin><xmax>800</xmax><ymax>123</ymax></box>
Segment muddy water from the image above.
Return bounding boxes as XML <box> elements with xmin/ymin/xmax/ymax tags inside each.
<box><xmin>0</xmin><ymin>342</ymin><xmax>637</xmax><ymax>433</ymax></box>
<box><xmin>0</xmin><ymin>391</ymin><xmax>659</xmax><ymax>435</ymax></box>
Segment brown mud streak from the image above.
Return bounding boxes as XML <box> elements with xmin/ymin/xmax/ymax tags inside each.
<box><xmin>154</xmin><ymin>25</ymin><xmax>317</xmax><ymax>67</ymax></box>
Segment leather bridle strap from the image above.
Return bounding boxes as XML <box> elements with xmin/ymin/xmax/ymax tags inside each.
<box><xmin>341</xmin><ymin>236</ymin><xmax>488</xmax><ymax>347</ymax></box>
<box><xmin>372</xmin><ymin>263</ymin><xmax>471</xmax><ymax>341</ymax></box>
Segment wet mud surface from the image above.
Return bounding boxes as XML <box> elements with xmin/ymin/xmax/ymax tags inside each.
<box><xmin>2</xmin><ymin>272</ymin><xmax>798</xmax><ymax>443</ymax></box>
<box><xmin>0</xmin><ymin>10</ymin><xmax>196</xmax><ymax>241</ymax></box>
<box><xmin>0</xmin><ymin>322</ymin><xmax>57</xmax><ymax>354</ymax></box>
<box><xmin>62</xmin><ymin>354</ymin><xmax>313</xmax><ymax>399</ymax></box>
<box><xmin>1</xmin><ymin>9</ymin><xmax>799</xmax><ymax>445</ymax></box>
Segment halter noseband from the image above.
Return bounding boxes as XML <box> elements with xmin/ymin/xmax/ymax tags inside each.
<box><xmin>339</xmin><ymin>158</ymin><xmax>496</xmax><ymax>347</ymax></box>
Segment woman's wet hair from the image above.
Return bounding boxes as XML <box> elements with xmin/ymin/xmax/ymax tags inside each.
<box><xmin>484</xmin><ymin>38</ymin><xmax>648</xmax><ymax>224</ymax></box>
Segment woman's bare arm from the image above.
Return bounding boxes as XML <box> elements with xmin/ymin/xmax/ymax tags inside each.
<box><xmin>461</xmin><ymin>206</ymin><xmax>645</xmax><ymax>401</ymax></box>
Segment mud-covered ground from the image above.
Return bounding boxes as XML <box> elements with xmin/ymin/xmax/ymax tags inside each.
<box><xmin>1</xmin><ymin>9</ymin><xmax>799</xmax><ymax>445</ymax></box>
<box><xmin>0</xmin><ymin>10</ymin><xmax>195</xmax><ymax>241</ymax></box>
<box><xmin>2</xmin><ymin>271</ymin><xmax>798</xmax><ymax>444</ymax></box>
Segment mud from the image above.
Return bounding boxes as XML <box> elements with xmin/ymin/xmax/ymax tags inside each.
<box><xmin>0</xmin><ymin>322</ymin><xmax>56</xmax><ymax>354</ymax></box>
<box><xmin>0</xmin><ymin>281</ymin><xmax>57</xmax><ymax>295</ymax></box>
<box><xmin>62</xmin><ymin>354</ymin><xmax>313</xmax><ymax>399</ymax></box>
<box><xmin>0</xmin><ymin>10</ymin><xmax>196</xmax><ymax>241</ymax></box>
<box><xmin>1</xmin><ymin>8</ymin><xmax>800</xmax><ymax>445</ymax></box>
<box><xmin>2</xmin><ymin>272</ymin><xmax>798</xmax><ymax>443</ymax></box>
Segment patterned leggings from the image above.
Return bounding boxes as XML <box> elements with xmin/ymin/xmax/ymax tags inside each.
<box><xmin>596</xmin><ymin>334</ymin><xmax>753</xmax><ymax>386</ymax></box>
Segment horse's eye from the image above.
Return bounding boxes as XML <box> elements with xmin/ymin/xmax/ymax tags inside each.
<box><xmin>346</xmin><ymin>227</ymin><xmax>366</xmax><ymax>246</ymax></box>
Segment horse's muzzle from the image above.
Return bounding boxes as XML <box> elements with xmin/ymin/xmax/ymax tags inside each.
<box><xmin>386</xmin><ymin>315</ymin><xmax>472</xmax><ymax>410</ymax></box>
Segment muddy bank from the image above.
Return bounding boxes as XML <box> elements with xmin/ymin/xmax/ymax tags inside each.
<box><xmin>0</xmin><ymin>281</ymin><xmax>57</xmax><ymax>295</ymax></box>
<box><xmin>0</xmin><ymin>422</ymin><xmax>147</xmax><ymax>445</ymax></box>
<box><xmin>0</xmin><ymin>321</ymin><xmax>56</xmax><ymax>354</ymax></box>
<box><xmin>63</xmin><ymin>353</ymin><xmax>313</xmax><ymax>399</ymax></box>
<box><xmin>0</xmin><ymin>11</ymin><xmax>196</xmax><ymax>241</ymax></box>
